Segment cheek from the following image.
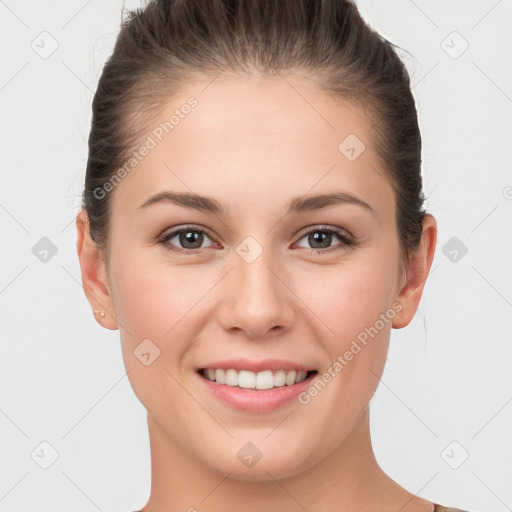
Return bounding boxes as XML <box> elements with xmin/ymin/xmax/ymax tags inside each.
<box><xmin>110</xmin><ymin>257</ymin><xmax>205</xmax><ymax>419</ymax></box>
<box><xmin>292</xmin><ymin>265</ymin><xmax>394</xmax><ymax>431</ymax></box>
<box><xmin>108</xmin><ymin>251</ymin><xmax>208</xmax><ymax>383</ymax></box>
<box><xmin>286</xmin><ymin>265</ymin><xmax>395</xmax><ymax>455</ymax></box>
<box><xmin>110</xmin><ymin>249</ymin><xmax>205</xmax><ymax>336</ymax></box>
<box><xmin>295</xmin><ymin>253</ymin><xmax>398</xmax><ymax>399</ymax></box>
<box><xmin>298</xmin><ymin>257</ymin><xmax>398</xmax><ymax>344</ymax></box>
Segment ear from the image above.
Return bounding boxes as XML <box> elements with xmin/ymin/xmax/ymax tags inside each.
<box><xmin>392</xmin><ymin>214</ymin><xmax>437</xmax><ymax>329</ymax></box>
<box><xmin>76</xmin><ymin>209</ymin><xmax>118</xmax><ymax>330</ymax></box>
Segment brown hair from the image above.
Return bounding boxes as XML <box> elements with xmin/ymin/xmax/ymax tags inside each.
<box><xmin>82</xmin><ymin>0</ymin><xmax>427</xmax><ymax>268</ymax></box>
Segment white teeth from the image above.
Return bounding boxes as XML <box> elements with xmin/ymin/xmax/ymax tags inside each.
<box><xmin>274</xmin><ymin>369</ymin><xmax>286</xmax><ymax>387</ymax></box>
<box><xmin>225</xmin><ymin>369</ymin><xmax>238</xmax><ymax>386</ymax></box>
<box><xmin>215</xmin><ymin>369</ymin><xmax>225</xmax><ymax>384</ymax></box>
<box><xmin>238</xmin><ymin>370</ymin><xmax>256</xmax><ymax>389</ymax></box>
<box><xmin>256</xmin><ymin>370</ymin><xmax>274</xmax><ymax>390</ymax></box>
<box><xmin>285</xmin><ymin>370</ymin><xmax>297</xmax><ymax>386</ymax></box>
<box><xmin>202</xmin><ymin>368</ymin><xmax>311</xmax><ymax>389</ymax></box>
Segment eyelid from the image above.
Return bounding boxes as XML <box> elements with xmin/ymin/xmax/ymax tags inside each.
<box><xmin>159</xmin><ymin>224</ymin><xmax>214</xmax><ymax>239</ymax></box>
<box><xmin>295</xmin><ymin>224</ymin><xmax>352</xmax><ymax>240</ymax></box>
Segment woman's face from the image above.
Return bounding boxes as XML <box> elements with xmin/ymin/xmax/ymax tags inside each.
<box><xmin>86</xmin><ymin>73</ymin><xmax>425</xmax><ymax>480</ymax></box>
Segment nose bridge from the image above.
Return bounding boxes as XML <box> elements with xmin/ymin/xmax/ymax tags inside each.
<box><xmin>218</xmin><ymin>235</ymin><xmax>295</xmax><ymax>337</ymax></box>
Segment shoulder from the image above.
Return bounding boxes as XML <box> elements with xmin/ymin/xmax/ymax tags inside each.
<box><xmin>434</xmin><ymin>505</ymin><xmax>475</xmax><ymax>512</ymax></box>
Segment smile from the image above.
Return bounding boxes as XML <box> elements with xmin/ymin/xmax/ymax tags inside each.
<box><xmin>196</xmin><ymin>366</ymin><xmax>319</xmax><ymax>412</ymax></box>
<box><xmin>199</xmin><ymin>368</ymin><xmax>317</xmax><ymax>390</ymax></box>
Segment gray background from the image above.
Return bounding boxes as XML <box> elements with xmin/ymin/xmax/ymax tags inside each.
<box><xmin>0</xmin><ymin>0</ymin><xmax>511</xmax><ymax>510</ymax></box>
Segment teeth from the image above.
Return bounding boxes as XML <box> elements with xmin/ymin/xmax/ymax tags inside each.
<box><xmin>225</xmin><ymin>369</ymin><xmax>238</xmax><ymax>386</ymax></box>
<box><xmin>202</xmin><ymin>368</ymin><xmax>310</xmax><ymax>389</ymax></box>
<box><xmin>274</xmin><ymin>369</ymin><xmax>286</xmax><ymax>387</ymax></box>
<box><xmin>239</xmin><ymin>370</ymin><xmax>256</xmax><ymax>389</ymax></box>
<box><xmin>215</xmin><ymin>369</ymin><xmax>225</xmax><ymax>384</ymax></box>
<box><xmin>285</xmin><ymin>370</ymin><xmax>297</xmax><ymax>386</ymax></box>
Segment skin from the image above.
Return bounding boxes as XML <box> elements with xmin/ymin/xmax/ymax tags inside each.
<box><xmin>76</xmin><ymin>72</ymin><xmax>437</xmax><ymax>512</ymax></box>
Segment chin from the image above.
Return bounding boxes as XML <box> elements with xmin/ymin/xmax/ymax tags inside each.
<box><xmin>199</xmin><ymin>443</ymin><xmax>318</xmax><ymax>482</ymax></box>
<box><xmin>209</xmin><ymin>462</ymin><xmax>304</xmax><ymax>483</ymax></box>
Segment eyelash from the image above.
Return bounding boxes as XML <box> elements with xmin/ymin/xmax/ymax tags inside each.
<box><xmin>157</xmin><ymin>224</ymin><xmax>356</xmax><ymax>255</ymax></box>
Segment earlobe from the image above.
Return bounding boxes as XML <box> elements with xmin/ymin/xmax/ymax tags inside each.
<box><xmin>392</xmin><ymin>214</ymin><xmax>437</xmax><ymax>329</ymax></box>
<box><xmin>75</xmin><ymin>209</ymin><xmax>119</xmax><ymax>330</ymax></box>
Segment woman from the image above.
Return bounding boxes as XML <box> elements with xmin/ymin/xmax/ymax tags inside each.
<box><xmin>76</xmin><ymin>0</ymin><xmax>474</xmax><ymax>510</ymax></box>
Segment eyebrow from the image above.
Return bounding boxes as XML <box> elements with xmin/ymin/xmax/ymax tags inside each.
<box><xmin>137</xmin><ymin>190</ymin><xmax>376</xmax><ymax>216</ymax></box>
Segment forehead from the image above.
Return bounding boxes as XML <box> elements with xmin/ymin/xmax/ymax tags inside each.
<box><xmin>110</xmin><ymin>72</ymin><xmax>395</xmax><ymax>222</ymax></box>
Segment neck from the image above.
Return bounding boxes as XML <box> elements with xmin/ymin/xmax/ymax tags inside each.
<box><xmin>141</xmin><ymin>407</ymin><xmax>432</xmax><ymax>512</ymax></box>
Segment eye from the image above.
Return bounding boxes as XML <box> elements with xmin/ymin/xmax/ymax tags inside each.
<box><xmin>158</xmin><ymin>225</ymin><xmax>217</xmax><ymax>254</ymax></box>
<box><xmin>158</xmin><ymin>224</ymin><xmax>355</xmax><ymax>255</ymax></box>
<box><xmin>294</xmin><ymin>225</ymin><xmax>355</xmax><ymax>254</ymax></box>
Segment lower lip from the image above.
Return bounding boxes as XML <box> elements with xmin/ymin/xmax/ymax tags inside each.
<box><xmin>197</xmin><ymin>371</ymin><xmax>317</xmax><ymax>412</ymax></box>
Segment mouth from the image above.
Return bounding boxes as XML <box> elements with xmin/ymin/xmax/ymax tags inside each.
<box><xmin>197</xmin><ymin>368</ymin><xmax>318</xmax><ymax>390</ymax></box>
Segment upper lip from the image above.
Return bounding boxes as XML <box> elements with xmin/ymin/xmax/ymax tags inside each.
<box><xmin>197</xmin><ymin>358</ymin><xmax>316</xmax><ymax>373</ymax></box>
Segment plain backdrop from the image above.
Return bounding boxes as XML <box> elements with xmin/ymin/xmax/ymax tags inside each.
<box><xmin>0</xmin><ymin>0</ymin><xmax>511</xmax><ymax>510</ymax></box>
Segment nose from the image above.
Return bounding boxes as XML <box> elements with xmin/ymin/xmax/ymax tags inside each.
<box><xmin>217</xmin><ymin>248</ymin><xmax>296</xmax><ymax>339</ymax></box>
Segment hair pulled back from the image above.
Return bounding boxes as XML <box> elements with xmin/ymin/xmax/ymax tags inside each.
<box><xmin>82</xmin><ymin>0</ymin><xmax>427</xmax><ymax>268</ymax></box>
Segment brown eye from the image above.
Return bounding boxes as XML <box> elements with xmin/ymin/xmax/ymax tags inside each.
<box><xmin>175</xmin><ymin>230</ymin><xmax>205</xmax><ymax>249</ymax></box>
<box><xmin>308</xmin><ymin>231</ymin><xmax>334</xmax><ymax>249</ymax></box>
<box><xmin>158</xmin><ymin>226</ymin><xmax>215</xmax><ymax>254</ymax></box>
<box><xmin>295</xmin><ymin>226</ymin><xmax>354</xmax><ymax>254</ymax></box>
